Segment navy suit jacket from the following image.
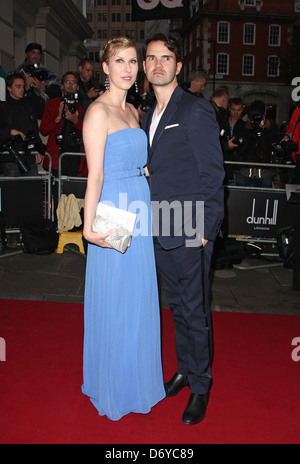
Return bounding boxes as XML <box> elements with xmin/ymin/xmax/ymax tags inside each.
<box><xmin>142</xmin><ymin>85</ymin><xmax>225</xmax><ymax>250</ymax></box>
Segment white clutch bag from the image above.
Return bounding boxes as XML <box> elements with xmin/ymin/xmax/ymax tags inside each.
<box><xmin>92</xmin><ymin>203</ymin><xmax>137</xmax><ymax>254</ymax></box>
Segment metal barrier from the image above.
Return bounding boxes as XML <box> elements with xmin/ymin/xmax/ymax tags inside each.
<box><xmin>57</xmin><ymin>152</ymin><xmax>87</xmax><ymax>201</ymax></box>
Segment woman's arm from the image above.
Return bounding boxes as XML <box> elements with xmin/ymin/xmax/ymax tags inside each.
<box><xmin>83</xmin><ymin>102</ymin><xmax>112</xmax><ymax>248</ymax></box>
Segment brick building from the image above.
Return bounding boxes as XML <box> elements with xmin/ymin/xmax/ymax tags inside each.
<box><xmin>85</xmin><ymin>0</ymin><xmax>145</xmax><ymax>82</ymax></box>
<box><xmin>182</xmin><ymin>0</ymin><xmax>299</xmax><ymax>123</ymax></box>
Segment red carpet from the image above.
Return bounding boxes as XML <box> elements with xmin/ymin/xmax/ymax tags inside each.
<box><xmin>0</xmin><ymin>299</ymin><xmax>299</xmax><ymax>444</ymax></box>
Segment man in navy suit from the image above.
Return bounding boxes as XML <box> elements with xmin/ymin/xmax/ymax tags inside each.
<box><xmin>142</xmin><ymin>34</ymin><xmax>225</xmax><ymax>425</ymax></box>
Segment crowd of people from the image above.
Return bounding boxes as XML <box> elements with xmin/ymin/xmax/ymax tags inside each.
<box><xmin>208</xmin><ymin>85</ymin><xmax>300</xmax><ymax>187</ymax></box>
<box><xmin>0</xmin><ymin>43</ymin><xmax>104</xmax><ymax>179</ymax></box>
<box><xmin>1</xmin><ymin>41</ymin><xmax>300</xmax><ymax>186</ymax></box>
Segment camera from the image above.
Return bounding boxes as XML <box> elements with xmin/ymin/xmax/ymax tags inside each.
<box><xmin>20</xmin><ymin>64</ymin><xmax>48</xmax><ymax>82</ymax></box>
<box><xmin>23</xmin><ymin>131</ymin><xmax>46</xmax><ymax>156</ymax></box>
<box><xmin>271</xmin><ymin>140</ymin><xmax>298</xmax><ymax>164</ymax></box>
<box><xmin>55</xmin><ymin>128</ymin><xmax>83</xmax><ymax>149</ymax></box>
<box><xmin>248</xmin><ymin>111</ymin><xmax>265</xmax><ymax>138</ymax></box>
<box><xmin>1</xmin><ymin>135</ymin><xmax>31</xmax><ymax>174</ymax></box>
<box><xmin>232</xmin><ymin>136</ymin><xmax>244</xmax><ymax>146</ymax></box>
<box><xmin>1</xmin><ymin>133</ymin><xmax>46</xmax><ymax>175</ymax></box>
<box><xmin>62</xmin><ymin>93</ymin><xmax>79</xmax><ymax>117</ymax></box>
<box><xmin>220</xmin><ymin>130</ymin><xmax>244</xmax><ymax>147</ymax></box>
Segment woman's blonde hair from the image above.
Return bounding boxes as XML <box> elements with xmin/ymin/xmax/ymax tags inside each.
<box><xmin>100</xmin><ymin>37</ymin><xmax>138</xmax><ymax>64</ymax></box>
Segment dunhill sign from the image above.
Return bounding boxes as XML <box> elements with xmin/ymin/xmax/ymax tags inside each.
<box><xmin>225</xmin><ymin>188</ymin><xmax>299</xmax><ymax>238</ymax></box>
<box><xmin>247</xmin><ymin>199</ymin><xmax>278</xmax><ymax>227</ymax></box>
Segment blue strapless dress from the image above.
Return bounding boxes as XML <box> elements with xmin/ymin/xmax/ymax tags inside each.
<box><xmin>82</xmin><ymin>128</ymin><xmax>165</xmax><ymax>421</ymax></box>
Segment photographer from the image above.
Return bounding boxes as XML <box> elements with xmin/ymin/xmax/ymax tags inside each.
<box><xmin>15</xmin><ymin>43</ymin><xmax>61</xmax><ymax>119</ymax></box>
<box><xmin>234</xmin><ymin>100</ymin><xmax>279</xmax><ymax>188</ymax></box>
<box><xmin>40</xmin><ymin>72</ymin><xmax>84</xmax><ymax>177</ymax></box>
<box><xmin>0</xmin><ymin>73</ymin><xmax>44</xmax><ymax>177</ymax></box>
<box><xmin>78</xmin><ymin>59</ymin><xmax>103</xmax><ymax>112</ymax></box>
<box><xmin>222</xmin><ymin>98</ymin><xmax>247</xmax><ymax>184</ymax></box>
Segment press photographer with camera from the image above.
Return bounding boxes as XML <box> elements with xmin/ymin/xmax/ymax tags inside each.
<box><xmin>15</xmin><ymin>43</ymin><xmax>61</xmax><ymax>119</ymax></box>
<box><xmin>234</xmin><ymin>100</ymin><xmax>279</xmax><ymax>188</ymax></box>
<box><xmin>221</xmin><ymin>97</ymin><xmax>247</xmax><ymax>184</ymax></box>
<box><xmin>40</xmin><ymin>72</ymin><xmax>84</xmax><ymax>178</ymax></box>
<box><xmin>78</xmin><ymin>58</ymin><xmax>104</xmax><ymax>112</ymax></box>
<box><xmin>0</xmin><ymin>73</ymin><xmax>45</xmax><ymax>177</ymax></box>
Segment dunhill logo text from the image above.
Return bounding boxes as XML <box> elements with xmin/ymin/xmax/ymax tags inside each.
<box><xmin>247</xmin><ymin>199</ymin><xmax>278</xmax><ymax>227</ymax></box>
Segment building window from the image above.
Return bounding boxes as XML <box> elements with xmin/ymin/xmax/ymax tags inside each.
<box><xmin>112</xmin><ymin>13</ymin><xmax>121</xmax><ymax>22</ymax></box>
<box><xmin>217</xmin><ymin>53</ymin><xmax>229</xmax><ymax>75</ymax></box>
<box><xmin>97</xmin><ymin>13</ymin><xmax>107</xmax><ymax>22</ymax></box>
<box><xmin>244</xmin><ymin>23</ymin><xmax>255</xmax><ymax>45</ymax></box>
<box><xmin>218</xmin><ymin>22</ymin><xmax>230</xmax><ymax>43</ymax></box>
<box><xmin>126</xmin><ymin>30</ymin><xmax>136</xmax><ymax>39</ymax></box>
<box><xmin>243</xmin><ymin>54</ymin><xmax>255</xmax><ymax>76</ymax></box>
<box><xmin>87</xmin><ymin>13</ymin><xmax>93</xmax><ymax>22</ymax></box>
<box><xmin>240</xmin><ymin>0</ymin><xmax>262</xmax><ymax>12</ymax></box>
<box><xmin>269</xmin><ymin>25</ymin><xmax>281</xmax><ymax>46</ymax></box>
<box><xmin>268</xmin><ymin>56</ymin><xmax>280</xmax><ymax>77</ymax></box>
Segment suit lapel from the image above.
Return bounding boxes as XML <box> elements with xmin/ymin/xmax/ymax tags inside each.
<box><xmin>148</xmin><ymin>86</ymin><xmax>182</xmax><ymax>163</ymax></box>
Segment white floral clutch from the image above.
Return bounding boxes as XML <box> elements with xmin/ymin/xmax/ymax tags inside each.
<box><xmin>92</xmin><ymin>203</ymin><xmax>137</xmax><ymax>254</ymax></box>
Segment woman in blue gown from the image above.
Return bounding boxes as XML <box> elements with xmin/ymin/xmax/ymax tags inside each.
<box><xmin>81</xmin><ymin>37</ymin><xmax>165</xmax><ymax>421</ymax></box>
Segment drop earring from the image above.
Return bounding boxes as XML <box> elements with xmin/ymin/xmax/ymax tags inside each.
<box><xmin>105</xmin><ymin>77</ymin><xmax>110</xmax><ymax>92</ymax></box>
<box><xmin>135</xmin><ymin>81</ymin><xmax>139</xmax><ymax>94</ymax></box>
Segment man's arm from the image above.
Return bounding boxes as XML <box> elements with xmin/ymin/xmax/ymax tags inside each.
<box><xmin>188</xmin><ymin>98</ymin><xmax>225</xmax><ymax>242</ymax></box>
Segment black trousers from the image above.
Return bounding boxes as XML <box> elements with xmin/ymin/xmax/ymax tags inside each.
<box><xmin>154</xmin><ymin>239</ymin><xmax>214</xmax><ymax>395</ymax></box>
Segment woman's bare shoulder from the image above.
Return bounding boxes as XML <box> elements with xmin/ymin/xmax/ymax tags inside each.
<box><xmin>85</xmin><ymin>98</ymin><xmax>109</xmax><ymax>120</ymax></box>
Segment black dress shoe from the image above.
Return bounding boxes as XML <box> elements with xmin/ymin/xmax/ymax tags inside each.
<box><xmin>181</xmin><ymin>393</ymin><xmax>209</xmax><ymax>425</ymax></box>
<box><xmin>164</xmin><ymin>372</ymin><xmax>189</xmax><ymax>397</ymax></box>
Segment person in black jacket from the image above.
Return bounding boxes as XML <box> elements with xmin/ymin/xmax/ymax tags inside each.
<box><xmin>78</xmin><ymin>59</ymin><xmax>103</xmax><ymax>112</ymax></box>
<box><xmin>142</xmin><ymin>34</ymin><xmax>225</xmax><ymax>426</ymax></box>
<box><xmin>0</xmin><ymin>73</ymin><xmax>44</xmax><ymax>176</ymax></box>
<box><xmin>234</xmin><ymin>100</ymin><xmax>279</xmax><ymax>188</ymax></box>
<box><xmin>15</xmin><ymin>43</ymin><xmax>61</xmax><ymax>119</ymax></box>
<box><xmin>210</xmin><ymin>86</ymin><xmax>230</xmax><ymax>131</ymax></box>
<box><xmin>222</xmin><ymin>97</ymin><xmax>247</xmax><ymax>184</ymax></box>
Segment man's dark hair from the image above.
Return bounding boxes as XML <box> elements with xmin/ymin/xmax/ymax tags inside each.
<box><xmin>229</xmin><ymin>97</ymin><xmax>243</xmax><ymax>107</ymax></box>
<box><xmin>78</xmin><ymin>58</ymin><xmax>94</xmax><ymax>68</ymax></box>
<box><xmin>212</xmin><ymin>86</ymin><xmax>230</xmax><ymax>99</ymax></box>
<box><xmin>250</xmin><ymin>100</ymin><xmax>266</xmax><ymax>116</ymax></box>
<box><xmin>143</xmin><ymin>33</ymin><xmax>182</xmax><ymax>63</ymax></box>
<box><xmin>6</xmin><ymin>73</ymin><xmax>25</xmax><ymax>88</ymax></box>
